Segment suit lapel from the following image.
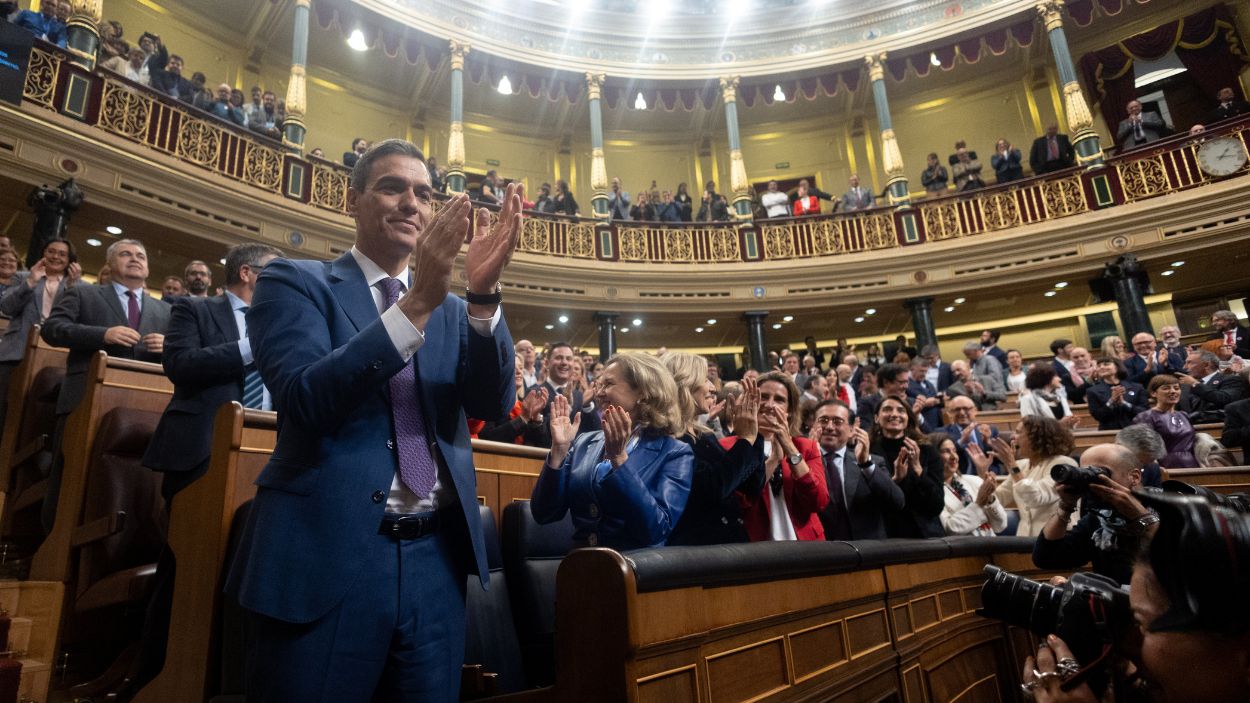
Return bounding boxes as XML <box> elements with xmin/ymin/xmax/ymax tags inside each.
<box><xmin>328</xmin><ymin>253</ymin><xmax>380</xmax><ymax>333</ymax></box>
<box><xmin>208</xmin><ymin>295</ymin><xmax>239</xmax><ymax>342</ymax></box>
<box><xmin>100</xmin><ymin>283</ymin><xmax>128</xmax><ymax>325</ymax></box>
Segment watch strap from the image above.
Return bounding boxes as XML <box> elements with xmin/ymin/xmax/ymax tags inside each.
<box><xmin>465</xmin><ymin>282</ymin><xmax>502</xmax><ymax>305</ymax></box>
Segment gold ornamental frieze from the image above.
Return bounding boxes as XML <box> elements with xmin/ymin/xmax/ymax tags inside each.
<box><xmin>99</xmin><ymin>81</ymin><xmax>151</xmax><ymax>139</ymax></box>
<box><xmin>23</xmin><ymin>47</ymin><xmax>60</xmax><ymax>108</ymax></box>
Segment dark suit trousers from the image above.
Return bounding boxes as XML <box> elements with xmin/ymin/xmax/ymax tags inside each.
<box><xmin>244</xmin><ymin>524</ymin><xmax>468</xmax><ymax>703</ymax></box>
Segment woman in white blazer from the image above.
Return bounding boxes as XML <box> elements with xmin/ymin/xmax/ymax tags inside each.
<box><xmin>988</xmin><ymin>416</ymin><xmax>1077</xmax><ymax>537</ymax></box>
<box><xmin>930</xmin><ymin>434</ymin><xmax>1007</xmax><ymax>536</ymax></box>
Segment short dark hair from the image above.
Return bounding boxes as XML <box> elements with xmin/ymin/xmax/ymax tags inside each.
<box><xmin>1024</xmin><ymin>362</ymin><xmax>1057</xmax><ymax>391</ymax></box>
<box><xmin>225</xmin><ymin>243</ymin><xmax>283</xmax><ymax>286</ymax></box>
<box><xmin>1049</xmin><ymin>338</ymin><xmax>1072</xmax><ymax>355</ymax></box>
<box><xmin>43</xmin><ymin>237</ymin><xmax>74</xmax><ymax>259</ymax></box>
<box><xmin>350</xmin><ymin>139</ymin><xmax>425</xmax><ymax>193</ymax></box>
<box><xmin>814</xmin><ymin>398</ymin><xmax>854</xmax><ymax>423</ymax></box>
<box><xmin>549</xmin><ymin>341</ymin><xmax>574</xmax><ymax>355</ymax></box>
<box><xmin>803</xmin><ymin>375</ymin><xmax>823</xmax><ymax>391</ymax></box>
<box><xmin>983</xmin><ymin>329</ymin><xmax>1000</xmax><ymax>343</ymax></box>
<box><xmin>351</xmin><ymin>137</ymin><xmax>367</xmax><ymax>149</ymax></box>
<box><xmin>1096</xmin><ymin>357</ymin><xmax>1127</xmax><ymax>381</ymax></box>
<box><xmin>877</xmin><ymin>363</ymin><xmax>907</xmax><ymax>387</ymax></box>
<box><xmin>169</xmin><ymin>53</ymin><xmax>183</xmax><ymax>63</ymax></box>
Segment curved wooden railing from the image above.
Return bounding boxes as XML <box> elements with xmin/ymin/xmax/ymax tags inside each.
<box><xmin>21</xmin><ymin>42</ymin><xmax>1250</xmax><ymax>265</ymax></box>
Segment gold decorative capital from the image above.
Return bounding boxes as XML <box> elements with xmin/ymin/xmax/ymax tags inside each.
<box><xmin>585</xmin><ymin>72</ymin><xmax>605</xmax><ymax>101</ymax></box>
<box><xmin>719</xmin><ymin>76</ymin><xmax>739</xmax><ymax>104</ymax></box>
<box><xmin>294</xmin><ymin>0</ymin><xmax>310</xmax><ymax>7</ymax></box>
<box><xmin>284</xmin><ymin>64</ymin><xmax>306</xmax><ymax>118</ymax></box>
<box><xmin>865</xmin><ymin>53</ymin><xmax>887</xmax><ymax>82</ymax></box>
<box><xmin>69</xmin><ymin>0</ymin><xmax>102</xmax><ymax>24</ymax></box>
<box><xmin>1036</xmin><ymin>0</ymin><xmax>1065</xmax><ymax>32</ymax></box>
<box><xmin>729</xmin><ymin>148</ymin><xmax>749</xmax><ymax>195</ymax></box>
<box><xmin>1062</xmin><ymin>80</ymin><xmax>1094</xmax><ymax>133</ymax></box>
<box><xmin>448</xmin><ymin>40</ymin><xmax>470</xmax><ymax>71</ymax></box>
<box><xmin>590</xmin><ymin>146</ymin><xmax>608</xmax><ymax>191</ymax></box>
<box><xmin>447</xmin><ymin>121</ymin><xmax>465</xmax><ymax>169</ymax></box>
<box><xmin>880</xmin><ymin>128</ymin><xmax>905</xmax><ymax>178</ymax></box>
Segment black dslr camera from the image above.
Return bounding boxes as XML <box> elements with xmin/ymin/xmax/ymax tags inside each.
<box><xmin>978</xmin><ymin>565</ymin><xmax>1130</xmax><ymax>694</ymax></box>
<box><xmin>1051</xmin><ymin>465</ymin><xmax>1109</xmax><ymax>499</ymax></box>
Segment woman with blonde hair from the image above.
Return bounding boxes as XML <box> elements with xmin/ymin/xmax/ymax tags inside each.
<box><xmin>662</xmin><ymin>352</ymin><xmax>766</xmax><ymax>545</ymax></box>
<box><xmin>1101</xmin><ymin>335</ymin><xmax>1128</xmax><ymax>362</ymax></box>
<box><xmin>531</xmin><ymin>352</ymin><xmax>693</xmax><ymax>549</ymax></box>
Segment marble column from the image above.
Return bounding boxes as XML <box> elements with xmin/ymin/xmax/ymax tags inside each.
<box><xmin>865</xmin><ymin>54</ymin><xmax>909</xmax><ymax>206</ymax></box>
<box><xmin>744</xmin><ymin>311</ymin><xmax>769</xmax><ymax>372</ymax></box>
<box><xmin>1102</xmin><ymin>254</ymin><xmax>1153</xmax><ymax>338</ymax></box>
<box><xmin>1038</xmin><ymin>0</ymin><xmax>1104</xmax><ymax>166</ymax></box>
<box><xmin>64</xmin><ymin>0</ymin><xmax>103</xmax><ymax>70</ymax></box>
<box><xmin>446</xmin><ymin>40</ymin><xmax>469</xmax><ymax>194</ymax></box>
<box><xmin>586</xmin><ymin>73</ymin><xmax>609</xmax><ymax>218</ymax></box>
<box><xmin>595</xmin><ymin>312</ymin><xmax>619</xmax><ymax>362</ymax></box>
<box><xmin>720</xmin><ymin>76</ymin><xmax>752</xmax><ymax>219</ymax></box>
<box><xmin>281</xmin><ymin>0</ymin><xmax>310</xmax><ymax>151</ymax></box>
<box><xmin>904</xmin><ymin>297</ymin><xmax>936</xmax><ymax>351</ymax></box>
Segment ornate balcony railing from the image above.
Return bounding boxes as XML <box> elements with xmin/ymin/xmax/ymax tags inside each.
<box><xmin>19</xmin><ymin>43</ymin><xmax>1250</xmax><ymax>265</ymax></box>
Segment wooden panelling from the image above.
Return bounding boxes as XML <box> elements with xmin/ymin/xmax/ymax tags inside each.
<box><xmin>1165</xmin><ymin>466</ymin><xmax>1250</xmax><ymax>494</ymax></box>
<box><xmin>638</xmin><ymin>664</ymin><xmax>700</xmax><ymax>703</ymax></box>
<box><xmin>789</xmin><ymin>619</ymin><xmax>847</xmax><ymax>681</ymax></box>
<box><xmin>845</xmin><ymin>609</ymin><xmax>891</xmax><ymax>659</ymax></box>
<box><xmin>706</xmin><ymin>637</ymin><xmax>789</xmax><ymax>702</ymax></box>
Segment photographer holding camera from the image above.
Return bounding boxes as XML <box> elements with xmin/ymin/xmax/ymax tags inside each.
<box><xmin>1032</xmin><ymin>443</ymin><xmax>1157</xmax><ymax>585</ymax></box>
<box><xmin>1003</xmin><ymin>491</ymin><xmax>1250</xmax><ymax>703</ymax></box>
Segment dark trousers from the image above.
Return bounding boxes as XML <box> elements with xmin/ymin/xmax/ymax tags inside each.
<box><xmin>244</xmin><ymin>522</ymin><xmax>468</xmax><ymax>703</ymax></box>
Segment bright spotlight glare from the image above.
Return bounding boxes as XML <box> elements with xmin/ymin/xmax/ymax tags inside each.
<box><xmin>347</xmin><ymin>29</ymin><xmax>368</xmax><ymax>52</ymax></box>
<box><xmin>854</xmin><ymin>316</ymin><xmax>865</xmax><ymax>323</ymax></box>
<box><xmin>773</xmin><ymin>85</ymin><xmax>785</xmax><ymax>101</ymax></box>
<box><xmin>497</xmin><ymin>75</ymin><xmax>513</xmax><ymax>95</ymax></box>
<box><xmin>632</xmin><ymin>318</ymin><xmax>642</xmax><ymax>326</ymax></box>
<box><xmin>930</xmin><ymin>52</ymin><xmax>941</xmax><ymax>67</ymax></box>
<box><xmin>634</xmin><ymin>92</ymin><xmax>647</xmax><ymax>110</ymax></box>
<box><xmin>557</xmin><ymin>314</ymin><xmax>569</xmax><ymax>324</ymax></box>
<box><xmin>105</xmin><ymin>225</ymin><xmax>123</xmax><ymax>235</ymax></box>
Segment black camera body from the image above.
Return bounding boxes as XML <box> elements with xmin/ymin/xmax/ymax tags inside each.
<box><xmin>1051</xmin><ymin>464</ymin><xmax>1109</xmax><ymax>493</ymax></box>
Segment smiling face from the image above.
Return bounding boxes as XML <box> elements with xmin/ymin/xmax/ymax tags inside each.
<box><xmin>547</xmin><ymin>345</ymin><xmax>574</xmax><ymax>386</ymax></box>
<box><xmin>1152</xmin><ymin>380</ymin><xmax>1182</xmax><ymax>407</ymax></box>
<box><xmin>347</xmin><ymin>153</ymin><xmax>434</xmax><ymax>269</ymax></box>
<box><xmin>43</xmin><ymin>240</ymin><xmax>70</xmax><ymax>276</ymax></box>
<box><xmin>758</xmin><ymin>380</ymin><xmax>790</xmax><ymax>433</ymax></box>
<box><xmin>937</xmin><ymin>438</ymin><xmax>960</xmax><ymax>479</ymax></box>
<box><xmin>814</xmin><ymin>402</ymin><xmax>852</xmax><ymax>452</ymax></box>
<box><xmin>946</xmin><ymin>395</ymin><xmax>976</xmax><ymax>425</ymax></box>
<box><xmin>595</xmin><ymin>362</ymin><xmax>640</xmax><ymax>415</ymax></box>
<box><xmin>109</xmin><ymin>242</ymin><xmax>148</xmax><ymax>286</ymax></box>
<box><xmin>1132</xmin><ymin>333</ymin><xmax>1156</xmax><ymax>356</ymax></box>
<box><xmin>0</xmin><ymin>252</ymin><xmax>16</xmax><ymax>279</ymax></box>
<box><xmin>876</xmin><ymin>397</ymin><xmax>909</xmax><ymax>438</ymax></box>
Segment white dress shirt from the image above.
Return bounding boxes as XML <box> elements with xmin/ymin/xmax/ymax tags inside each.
<box><xmin>226</xmin><ymin>290</ymin><xmax>270</xmax><ymax>411</ymax></box>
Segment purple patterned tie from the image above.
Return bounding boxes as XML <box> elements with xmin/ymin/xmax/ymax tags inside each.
<box><xmin>376</xmin><ymin>278</ymin><xmax>438</xmax><ymax>498</ymax></box>
<box><xmin>125</xmin><ymin>290</ymin><xmax>141</xmax><ymax>330</ymax></box>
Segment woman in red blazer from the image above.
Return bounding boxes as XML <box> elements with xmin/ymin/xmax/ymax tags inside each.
<box><xmin>792</xmin><ymin>181</ymin><xmax>821</xmax><ymax>217</ymax></box>
<box><xmin>738</xmin><ymin>371</ymin><xmax>829</xmax><ymax>540</ymax></box>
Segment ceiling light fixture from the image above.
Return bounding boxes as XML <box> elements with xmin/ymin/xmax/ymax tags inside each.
<box><xmin>929</xmin><ymin>52</ymin><xmax>941</xmax><ymax>67</ymax></box>
<box><xmin>782</xmin><ymin>315</ymin><xmax>794</xmax><ymax>322</ymax></box>
<box><xmin>347</xmin><ymin>29</ymin><xmax>368</xmax><ymax>52</ymax></box>
<box><xmin>772</xmin><ymin>323</ymin><xmax>782</xmax><ymax>329</ymax></box>
<box><xmin>865</xmin><ymin>308</ymin><xmax>876</xmax><ymax>315</ymax></box>
<box><xmin>85</xmin><ymin>237</ymin><xmax>101</xmax><ymax>247</ymax></box>
<box><xmin>105</xmin><ymin>225</ymin><xmax>123</xmax><ymax>235</ymax></box>
<box><xmin>1044</xmin><ymin>291</ymin><xmax>1057</xmax><ymax>297</ymax></box>
<box><xmin>695</xmin><ymin>327</ymin><xmax>704</xmax><ymax>333</ymax></box>
<box><xmin>854</xmin><ymin>316</ymin><xmax>865</xmax><ymax>323</ymax></box>
<box><xmin>634</xmin><ymin>92</ymin><xmax>647</xmax><ymax>110</ymax></box>
<box><xmin>773</xmin><ymin>84</ymin><xmax>785</xmax><ymax>101</ymax></box>
<box><xmin>1054</xmin><ymin>282</ymin><xmax>1068</xmax><ymax>289</ymax></box>
<box><xmin>632</xmin><ymin>318</ymin><xmax>642</xmax><ymax>326</ymax></box>
<box><xmin>706</xmin><ymin>319</ymin><xmax>717</xmax><ymax>325</ymax></box>
<box><xmin>497</xmin><ymin>75</ymin><xmax>513</xmax><ymax>95</ymax></box>
<box><xmin>545</xmin><ymin>324</ymin><xmax>554</xmax><ymax>330</ymax></box>
<box><xmin>1160</xmin><ymin>269</ymin><xmax>1175</xmax><ymax>277</ymax></box>
<box><xmin>944</xmin><ymin>306</ymin><xmax>955</xmax><ymax>312</ymax></box>
<box><xmin>558</xmin><ymin>314</ymin><xmax>569</xmax><ymax>324</ymax></box>
<box><xmin>620</xmin><ymin>327</ymin><xmax>630</xmax><ymax>333</ymax></box>
<box><xmin>219</xmin><ymin>258</ymin><xmax>227</xmax><ymax>265</ymax></box>
<box><xmin>953</xmin><ymin>298</ymin><xmax>966</xmax><ymax>305</ymax></box>
<box><xmin>1170</xmin><ymin>261</ymin><xmax>1185</xmax><ymax>267</ymax></box>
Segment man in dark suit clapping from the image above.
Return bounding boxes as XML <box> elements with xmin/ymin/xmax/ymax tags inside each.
<box><xmin>1029</xmin><ymin>125</ymin><xmax>1076</xmax><ymax>174</ymax></box>
<box><xmin>813</xmin><ymin>400</ymin><xmax>903</xmax><ymax>540</ymax></box>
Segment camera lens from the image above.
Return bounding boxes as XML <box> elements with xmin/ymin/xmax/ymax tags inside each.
<box><xmin>979</xmin><ymin>566</ymin><xmax>1063</xmax><ymax>635</ymax></box>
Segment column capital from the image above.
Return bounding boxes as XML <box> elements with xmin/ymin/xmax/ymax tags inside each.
<box><xmin>864</xmin><ymin>52</ymin><xmax>888</xmax><ymax>82</ymax></box>
<box><xmin>294</xmin><ymin>0</ymin><xmax>311</xmax><ymax>7</ymax></box>
<box><xmin>719</xmin><ymin>76</ymin><xmax>740</xmax><ymax>103</ymax></box>
<box><xmin>448</xmin><ymin>40</ymin><xmax>470</xmax><ymax>70</ymax></box>
<box><xmin>594</xmin><ymin>311</ymin><xmax>621</xmax><ymax>321</ymax></box>
<box><xmin>585</xmin><ymin>72</ymin><xmax>606</xmax><ymax>101</ymax></box>
<box><xmin>1036</xmin><ymin>0</ymin><xmax>1065</xmax><ymax>32</ymax></box>
<box><xmin>69</xmin><ymin>0</ymin><xmax>103</xmax><ymax>24</ymax></box>
<box><xmin>284</xmin><ymin>64</ymin><xmax>307</xmax><ymax>118</ymax></box>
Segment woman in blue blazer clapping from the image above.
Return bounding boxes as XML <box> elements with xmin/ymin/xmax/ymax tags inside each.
<box><xmin>531</xmin><ymin>352</ymin><xmax>694</xmax><ymax>549</ymax></box>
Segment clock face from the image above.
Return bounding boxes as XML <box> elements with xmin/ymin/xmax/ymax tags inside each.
<box><xmin>1197</xmin><ymin>137</ymin><xmax>1248</xmax><ymax>177</ymax></box>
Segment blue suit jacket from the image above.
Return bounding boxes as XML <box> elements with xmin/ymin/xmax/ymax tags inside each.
<box><xmin>224</xmin><ymin>254</ymin><xmax>514</xmax><ymax>624</ymax></box>
<box><xmin>1123</xmin><ymin>350</ymin><xmax>1184</xmax><ymax>386</ymax></box>
<box><xmin>530</xmin><ymin>429</ymin><xmax>693</xmax><ymax>550</ymax></box>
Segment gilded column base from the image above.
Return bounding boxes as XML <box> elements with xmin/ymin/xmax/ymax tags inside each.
<box><xmin>64</xmin><ymin>21</ymin><xmax>100</xmax><ymax>70</ymax></box>
<box><xmin>1073</xmin><ymin>129</ymin><xmax>1105</xmax><ymax>167</ymax></box>
<box><xmin>591</xmin><ymin>192</ymin><xmax>609</xmax><ymax>218</ymax></box>
<box><xmin>731</xmin><ymin>193</ymin><xmax>753</xmax><ymax>220</ymax></box>
<box><xmin>446</xmin><ymin>170</ymin><xmax>466</xmax><ymax>194</ymax></box>
<box><xmin>282</xmin><ymin>114</ymin><xmax>306</xmax><ymax>152</ymax></box>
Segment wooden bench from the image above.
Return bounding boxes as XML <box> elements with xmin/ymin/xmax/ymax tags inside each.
<box><xmin>1163</xmin><ymin>466</ymin><xmax>1250</xmax><ymax>495</ymax></box>
<box><xmin>0</xmin><ymin>325</ymin><xmax>67</xmax><ymax>528</ymax></box>
<box><xmin>136</xmin><ymin>405</ymin><xmax>546</xmax><ymax>703</ymax></box>
<box><xmin>1070</xmin><ymin>423</ymin><xmax>1224</xmax><ymax>453</ymax></box>
<box><xmin>28</xmin><ymin>354</ymin><xmax>173</xmax><ymax>584</ymax></box>
<box><xmin>972</xmin><ymin>404</ymin><xmax>1093</xmax><ymax>433</ymax></box>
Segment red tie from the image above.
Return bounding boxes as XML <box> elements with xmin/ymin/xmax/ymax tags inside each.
<box><xmin>126</xmin><ymin>291</ymin><xmax>141</xmax><ymax>330</ymax></box>
<box><xmin>1048</xmin><ymin>138</ymin><xmax>1058</xmax><ymax>160</ymax></box>
<box><xmin>1228</xmin><ymin>331</ymin><xmax>1237</xmax><ymax>345</ymax></box>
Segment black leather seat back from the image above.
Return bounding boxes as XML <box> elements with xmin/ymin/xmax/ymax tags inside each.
<box><xmin>218</xmin><ymin>499</ymin><xmax>252</xmax><ymax>698</ymax></box>
<box><xmin>464</xmin><ymin>505</ymin><xmax>525</xmax><ymax>693</ymax></box>
<box><xmin>12</xmin><ymin>365</ymin><xmax>64</xmax><ymax>490</ymax></box>
<box><xmin>501</xmin><ymin>500</ymin><xmax>575</xmax><ymax>688</ymax></box>
<box><xmin>74</xmin><ymin>407</ymin><xmax>166</xmax><ymax>607</ymax></box>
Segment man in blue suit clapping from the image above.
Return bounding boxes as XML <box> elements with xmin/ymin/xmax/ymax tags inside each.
<box><xmin>225</xmin><ymin>139</ymin><xmax>521</xmax><ymax>702</ymax></box>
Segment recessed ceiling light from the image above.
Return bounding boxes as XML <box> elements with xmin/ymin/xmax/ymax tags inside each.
<box><xmin>496</xmin><ymin>75</ymin><xmax>513</xmax><ymax>95</ymax></box>
<box><xmin>1160</xmin><ymin>269</ymin><xmax>1175</xmax><ymax>277</ymax></box>
<box><xmin>1044</xmin><ymin>291</ymin><xmax>1057</xmax><ymax>297</ymax></box>
<box><xmin>706</xmin><ymin>319</ymin><xmax>717</xmax><ymax>325</ymax></box>
<box><xmin>695</xmin><ymin>327</ymin><xmax>704</xmax><ymax>333</ymax></box>
<box><xmin>782</xmin><ymin>315</ymin><xmax>794</xmax><ymax>322</ymax></box>
<box><xmin>619</xmin><ymin>327</ymin><xmax>629</xmax><ymax>333</ymax></box>
<box><xmin>545</xmin><ymin>324</ymin><xmax>554</xmax><ymax>330</ymax></box>
<box><xmin>773</xmin><ymin>84</ymin><xmax>785</xmax><ymax>101</ymax></box>
<box><xmin>219</xmin><ymin>258</ymin><xmax>227</xmax><ymax>265</ymax></box>
<box><xmin>930</xmin><ymin>52</ymin><xmax>941</xmax><ymax>67</ymax></box>
<box><xmin>865</xmin><ymin>308</ymin><xmax>876</xmax><ymax>315</ymax></box>
<box><xmin>944</xmin><ymin>306</ymin><xmax>955</xmax><ymax>312</ymax></box>
<box><xmin>1054</xmin><ymin>282</ymin><xmax>1068</xmax><ymax>289</ymax></box>
<box><xmin>1170</xmin><ymin>261</ymin><xmax>1185</xmax><ymax>268</ymax></box>
<box><xmin>854</xmin><ymin>316</ymin><xmax>865</xmax><ymax>323</ymax></box>
<box><xmin>633</xmin><ymin>92</ymin><xmax>647</xmax><ymax>110</ymax></box>
<box><xmin>558</xmin><ymin>314</ymin><xmax>569</xmax><ymax>324</ymax></box>
<box><xmin>347</xmin><ymin>29</ymin><xmax>368</xmax><ymax>52</ymax></box>
<box><xmin>85</xmin><ymin>238</ymin><xmax>101</xmax><ymax>247</ymax></box>
<box><xmin>632</xmin><ymin>318</ymin><xmax>642</xmax><ymax>326</ymax></box>
<box><xmin>772</xmin><ymin>323</ymin><xmax>782</xmax><ymax>329</ymax></box>
<box><xmin>105</xmin><ymin>225</ymin><xmax>122</xmax><ymax>235</ymax></box>
<box><xmin>953</xmin><ymin>297</ymin><xmax>966</xmax><ymax>304</ymax></box>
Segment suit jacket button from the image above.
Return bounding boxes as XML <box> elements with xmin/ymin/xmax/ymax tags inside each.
<box><xmin>587</xmin><ymin>533</ymin><xmax>598</xmax><ymax>547</ymax></box>
<box><xmin>588</xmin><ymin>504</ymin><xmax>599</xmax><ymax>518</ymax></box>
<box><xmin>371</xmin><ymin>490</ymin><xmax>386</xmax><ymax>503</ymax></box>
<box><xmin>387</xmin><ymin>438</ymin><xmax>396</xmax><ymax>450</ymax></box>
<box><xmin>369</xmin><ymin>360</ymin><xmax>383</xmax><ymax>372</ymax></box>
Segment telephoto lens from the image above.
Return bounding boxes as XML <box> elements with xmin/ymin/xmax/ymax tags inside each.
<box><xmin>1050</xmin><ymin>464</ymin><xmax>1109</xmax><ymax>492</ymax></box>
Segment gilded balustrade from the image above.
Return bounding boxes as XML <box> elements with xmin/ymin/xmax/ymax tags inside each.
<box><xmin>14</xmin><ymin>42</ymin><xmax>1250</xmax><ymax>265</ymax></box>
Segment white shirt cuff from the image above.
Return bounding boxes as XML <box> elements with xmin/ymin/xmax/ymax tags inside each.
<box><xmin>237</xmin><ymin>338</ymin><xmax>253</xmax><ymax>366</ymax></box>
<box><xmin>467</xmin><ymin>305</ymin><xmax>501</xmax><ymax>337</ymax></box>
<box><xmin>382</xmin><ymin>305</ymin><xmax>426</xmax><ymax>361</ymax></box>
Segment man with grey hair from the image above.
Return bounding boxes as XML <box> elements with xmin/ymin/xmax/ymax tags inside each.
<box><xmin>1210</xmin><ymin>309</ymin><xmax>1250</xmax><ymax>358</ymax></box>
<box><xmin>945</xmin><ymin>358</ymin><xmax>1004</xmax><ymax>410</ymax></box>
<box><xmin>1178</xmin><ymin>348</ymin><xmax>1248</xmax><ymax>420</ymax></box>
<box><xmin>961</xmin><ymin>340</ymin><xmax>1004</xmax><ymax>381</ymax></box>
<box><xmin>1158</xmin><ymin>324</ymin><xmax>1183</xmax><ymax>351</ymax></box>
<box><xmin>1033</xmin><ymin>443</ymin><xmax>1156</xmax><ymax>584</ymax></box>
<box><xmin>1115</xmin><ymin>424</ymin><xmax>1165</xmax><ymax>487</ymax></box>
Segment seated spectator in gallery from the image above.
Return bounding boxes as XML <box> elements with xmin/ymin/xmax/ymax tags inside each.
<box><xmin>629</xmin><ymin>191</ymin><xmax>656</xmax><ymax>221</ymax></box>
<box><xmin>1019</xmin><ymin>363</ymin><xmax>1077</xmax><ymax>425</ymax></box>
<box><xmin>201</xmin><ymin>83</ymin><xmax>246</xmax><ymax>127</ymax></box>
<box><xmin>791</xmin><ymin>180</ymin><xmax>820</xmax><ymax>216</ymax></box>
<box><xmin>12</xmin><ymin>0</ymin><xmax>63</xmax><ymax>44</ymax></box>
<box><xmin>160</xmin><ymin>276</ymin><xmax>185</xmax><ymax>299</ymax></box>
<box><xmin>530</xmin><ymin>353</ymin><xmax>694</xmax><ymax>549</ymax></box>
<box><xmin>188</xmin><ymin>72</ymin><xmax>213</xmax><ymax>112</ymax></box>
<box><xmin>1133</xmin><ymin>374</ymin><xmax>1197</xmax><ymax>469</ymax></box>
<box><xmin>696</xmin><ymin>182</ymin><xmax>730</xmax><ymax>221</ymax></box>
<box><xmin>248</xmin><ymin>89</ymin><xmax>284</xmax><ymax>140</ymax></box>
<box><xmin>1029</xmin><ymin>124</ymin><xmax>1075</xmax><ymax>174</ymax></box>
<box><xmin>308</xmin><ymin>147</ymin><xmax>324</xmax><ymax>158</ymax></box>
<box><xmin>736</xmin><ymin>371</ymin><xmax>828</xmax><ymax>541</ymax></box>
<box><xmin>1086</xmin><ymin>357</ymin><xmax>1148</xmax><ymax>430</ymax></box>
<box><xmin>477</xmin><ymin>170</ymin><xmax>501</xmax><ymax>205</ymax></box>
<box><xmin>674</xmin><ymin>182</ymin><xmax>693</xmax><ymax>221</ymax></box>
<box><xmin>991</xmin><ymin>415</ymin><xmax>1077</xmax><ymax>537</ymax></box>
<box><xmin>552</xmin><ymin>179</ymin><xmax>580</xmax><ymax>216</ymax></box>
<box><xmin>931</xmin><ymin>433</ymin><xmax>1006</xmax><ymax>536</ymax></box>
<box><xmin>868</xmin><ymin>396</ymin><xmax>944</xmax><ymax>538</ymax></box>
<box><xmin>920</xmin><ymin>153</ymin><xmax>948</xmax><ymax>195</ymax></box>
<box><xmin>952</xmin><ymin>147</ymin><xmax>985</xmax><ymax>191</ymax></box>
<box><xmin>1205</xmin><ymin>86</ymin><xmax>1250</xmax><ymax>124</ymax></box>
<box><xmin>1117</xmin><ymin>99</ymin><xmax>1166</xmax><ymax>150</ymax></box>
<box><xmin>946</xmin><ymin>359</ymin><xmax>1004</xmax><ymax>410</ymax></box>
<box><xmin>656</xmin><ymin>191</ymin><xmax>683</xmax><ymax>222</ymax></box>
<box><xmin>991</xmin><ymin>138</ymin><xmax>1023</xmax><ymax>182</ymax></box>
<box><xmin>840</xmin><ymin>174</ymin><xmax>874</xmax><ymax>211</ymax></box>
<box><xmin>760</xmin><ymin>180</ymin><xmax>790</xmax><ymax>218</ymax></box>
<box><xmin>342</xmin><ymin>137</ymin><xmax>367</xmax><ymax>168</ymax></box>
<box><xmin>533</xmin><ymin>183</ymin><xmax>555</xmax><ymax>214</ymax></box>
<box><xmin>102</xmin><ymin>44</ymin><xmax>150</xmax><ymax>86</ymax></box>
<box><xmin>946</xmin><ymin>139</ymin><xmax>978</xmax><ymax>166</ymax></box>
<box><xmin>98</xmin><ymin>19</ymin><xmax>128</xmax><ymax>64</ymax></box>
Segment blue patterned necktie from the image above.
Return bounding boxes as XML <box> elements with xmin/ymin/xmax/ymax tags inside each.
<box><xmin>376</xmin><ymin>278</ymin><xmax>438</xmax><ymax>498</ymax></box>
<box><xmin>239</xmin><ymin>305</ymin><xmax>266</xmax><ymax>410</ymax></box>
